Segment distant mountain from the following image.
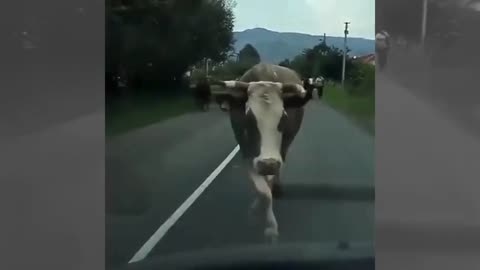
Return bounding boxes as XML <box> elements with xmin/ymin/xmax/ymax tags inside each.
<box><xmin>233</xmin><ymin>28</ymin><xmax>375</xmax><ymax>64</ymax></box>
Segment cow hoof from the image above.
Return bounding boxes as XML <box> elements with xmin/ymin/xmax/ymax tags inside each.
<box><xmin>264</xmin><ymin>228</ymin><xmax>279</xmax><ymax>244</ymax></box>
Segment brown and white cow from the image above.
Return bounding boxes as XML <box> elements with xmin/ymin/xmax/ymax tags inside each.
<box><xmin>192</xmin><ymin>77</ymin><xmax>212</xmax><ymax>111</ymax></box>
<box><xmin>303</xmin><ymin>77</ymin><xmax>325</xmax><ymax>99</ymax></box>
<box><xmin>375</xmin><ymin>30</ymin><xmax>391</xmax><ymax>70</ymax></box>
<box><xmin>209</xmin><ymin>63</ymin><xmax>312</xmax><ymax>243</ymax></box>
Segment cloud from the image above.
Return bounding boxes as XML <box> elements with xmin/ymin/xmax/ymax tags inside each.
<box><xmin>303</xmin><ymin>0</ymin><xmax>375</xmax><ymax>38</ymax></box>
<box><xmin>232</xmin><ymin>0</ymin><xmax>375</xmax><ymax>39</ymax></box>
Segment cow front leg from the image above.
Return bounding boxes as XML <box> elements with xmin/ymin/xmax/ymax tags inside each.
<box><xmin>247</xmin><ymin>197</ymin><xmax>261</xmax><ymax>223</ymax></box>
<box><xmin>249</xmin><ymin>175</ymin><xmax>277</xmax><ymax>223</ymax></box>
<box><xmin>249</xmin><ymin>170</ymin><xmax>279</xmax><ymax>244</ymax></box>
<box><xmin>251</xmin><ymin>175</ymin><xmax>276</xmax><ymax>218</ymax></box>
<box><xmin>270</xmin><ymin>171</ymin><xmax>284</xmax><ymax>199</ymax></box>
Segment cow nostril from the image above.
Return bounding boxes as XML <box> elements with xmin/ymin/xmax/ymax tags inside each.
<box><xmin>256</xmin><ymin>159</ymin><xmax>281</xmax><ymax>175</ymax></box>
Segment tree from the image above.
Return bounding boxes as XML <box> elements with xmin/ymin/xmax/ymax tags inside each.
<box><xmin>238</xmin><ymin>43</ymin><xmax>261</xmax><ymax>66</ymax></box>
<box><xmin>278</xmin><ymin>58</ymin><xmax>291</xmax><ymax>67</ymax></box>
<box><xmin>285</xmin><ymin>40</ymin><xmax>358</xmax><ymax>83</ymax></box>
<box><xmin>106</xmin><ymin>0</ymin><xmax>236</xmax><ymax>92</ymax></box>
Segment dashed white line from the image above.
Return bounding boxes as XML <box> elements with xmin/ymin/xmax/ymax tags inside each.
<box><xmin>128</xmin><ymin>145</ymin><xmax>240</xmax><ymax>263</ymax></box>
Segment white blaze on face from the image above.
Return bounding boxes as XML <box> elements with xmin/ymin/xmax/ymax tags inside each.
<box><xmin>247</xmin><ymin>82</ymin><xmax>284</xmax><ymax>166</ymax></box>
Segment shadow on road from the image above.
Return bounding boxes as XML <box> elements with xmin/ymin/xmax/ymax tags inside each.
<box><xmin>377</xmin><ymin>222</ymin><xmax>480</xmax><ymax>252</ymax></box>
<box><xmin>277</xmin><ymin>183</ymin><xmax>374</xmax><ymax>202</ymax></box>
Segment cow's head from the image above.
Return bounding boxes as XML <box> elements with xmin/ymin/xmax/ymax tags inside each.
<box><xmin>211</xmin><ymin>80</ymin><xmax>308</xmax><ymax>175</ymax></box>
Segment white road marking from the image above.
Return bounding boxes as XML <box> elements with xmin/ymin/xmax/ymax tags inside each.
<box><xmin>128</xmin><ymin>145</ymin><xmax>240</xmax><ymax>263</ymax></box>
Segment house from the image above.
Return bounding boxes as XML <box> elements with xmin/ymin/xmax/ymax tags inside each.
<box><xmin>354</xmin><ymin>53</ymin><xmax>375</xmax><ymax>66</ymax></box>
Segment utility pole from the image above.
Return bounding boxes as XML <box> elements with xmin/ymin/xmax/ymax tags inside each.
<box><xmin>341</xmin><ymin>22</ymin><xmax>350</xmax><ymax>88</ymax></box>
<box><xmin>421</xmin><ymin>0</ymin><xmax>428</xmax><ymax>47</ymax></box>
<box><xmin>205</xmin><ymin>58</ymin><xmax>209</xmax><ymax>77</ymax></box>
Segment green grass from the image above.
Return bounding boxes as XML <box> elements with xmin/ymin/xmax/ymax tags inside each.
<box><xmin>323</xmin><ymin>83</ymin><xmax>375</xmax><ymax>135</ymax></box>
<box><xmin>106</xmin><ymin>92</ymin><xmax>196</xmax><ymax>138</ymax></box>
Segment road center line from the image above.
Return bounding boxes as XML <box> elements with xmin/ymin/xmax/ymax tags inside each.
<box><xmin>128</xmin><ymin>145</ymin><xmax>240</xmax><ymax>263</ymax></box>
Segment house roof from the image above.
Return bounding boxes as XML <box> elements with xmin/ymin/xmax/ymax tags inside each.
<box><xmin>354</xmin><ymin>53</ymin><xmax>375</xmax><ymax>65</ymax></box>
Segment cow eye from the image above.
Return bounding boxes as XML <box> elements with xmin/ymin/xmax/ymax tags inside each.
<box><xmin>278</xmin><ymin>110</ymin><xmax>288</xmax><ymax>131</ymax></box>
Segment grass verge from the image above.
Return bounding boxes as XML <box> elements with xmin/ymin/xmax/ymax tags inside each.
<box><xmin>323</xmin><ymin>83</ymin><xmax>375</xmax><ymax>135</ymax></box>
<box><xmin>106</xmin><ymin>92</ymin><xmax>196</xmax><ymax>138</ymax></box>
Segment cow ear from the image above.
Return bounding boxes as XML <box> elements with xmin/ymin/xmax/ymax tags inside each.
<box><xmin>277</xmin><ymin>110</ymin><xmax>288</xmax><ymax>131</ymax></box>
<box><xmin>283</xmin><ymin>95</ymin><xmax>310</xmax><ymax>108</ymax></box>
<box><xmin>281</xmin><ymin>83</ymin><xmax>307</xmax><ymax>99</ymax></box>
<box><xmin>226</xmin><ymin>81</ymin><xmax>249</xmax><ymax>98</ymax></box>
<box><xmin>282</xmin><ymin>83</ymin><xmax>311</xmax><ymax>108</ymax></box>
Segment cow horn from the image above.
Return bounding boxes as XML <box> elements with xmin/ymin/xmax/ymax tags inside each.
<box><xmin>281</xmin><ymin>83</ymin><xmax>307</xmax><ymax>98</ymax></box>
<box><xmin>210</xmin><ymin>80</ymin><xmax>249</xmax><ymax>98</ymax></box>
<box><xmin>224</xmin><ymin>81</ymin><xmax>249</xmax><ymax>91</ymax></box>
<box><xmin>208</xmin><ymin>78</ymin><xmax>227</xmax><ymax>87</ymax></box>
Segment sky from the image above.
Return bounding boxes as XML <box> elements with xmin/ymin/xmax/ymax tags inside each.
<box><xmin>232</xmin><ymin>0</ymin><xmax>375</xmax><ymax>39</ymax></box>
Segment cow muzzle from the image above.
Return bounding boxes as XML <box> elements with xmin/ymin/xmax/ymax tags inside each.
<box><xmin>256</xmin><ymin>158</ymin><xmax>281</xmax><ymax>176</ymax></box>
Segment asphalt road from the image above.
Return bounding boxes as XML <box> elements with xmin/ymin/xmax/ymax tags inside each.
<box><xmin>376</xmin><ymin>73</ymin><xmax>480</xmax><ymax>269</ymax></box>
<box><xmin>1</xmin><ymin>112</ymin><xmax>105</xmax><ymax>270</ymax></box>
<box><xmin>386</xmin><ymin>46</ymin><xmax>480</xmax><ymax>139</ymax></box>
<box><xmin>106</xmin><ymin>100</ymin><xmax>374</xmax><ymax>268</ymax></box>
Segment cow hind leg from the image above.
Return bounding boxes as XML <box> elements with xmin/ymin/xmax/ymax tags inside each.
<box><xmin>249</xmin><ymin>170</ymin><xmax>279</xmax><ymax>244</ymax></box>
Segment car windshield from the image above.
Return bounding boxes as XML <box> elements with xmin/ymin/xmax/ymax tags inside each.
<box><xmin>106</xmin><ymin>0</ymin><xmax>375</xmax><ymax>269</ymax></box>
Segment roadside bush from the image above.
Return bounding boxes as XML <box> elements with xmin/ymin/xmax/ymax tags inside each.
<box><xmin>346</xmin><ymin>62</ymin><xmax>375</xmax><ymax>97</ymax></box>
